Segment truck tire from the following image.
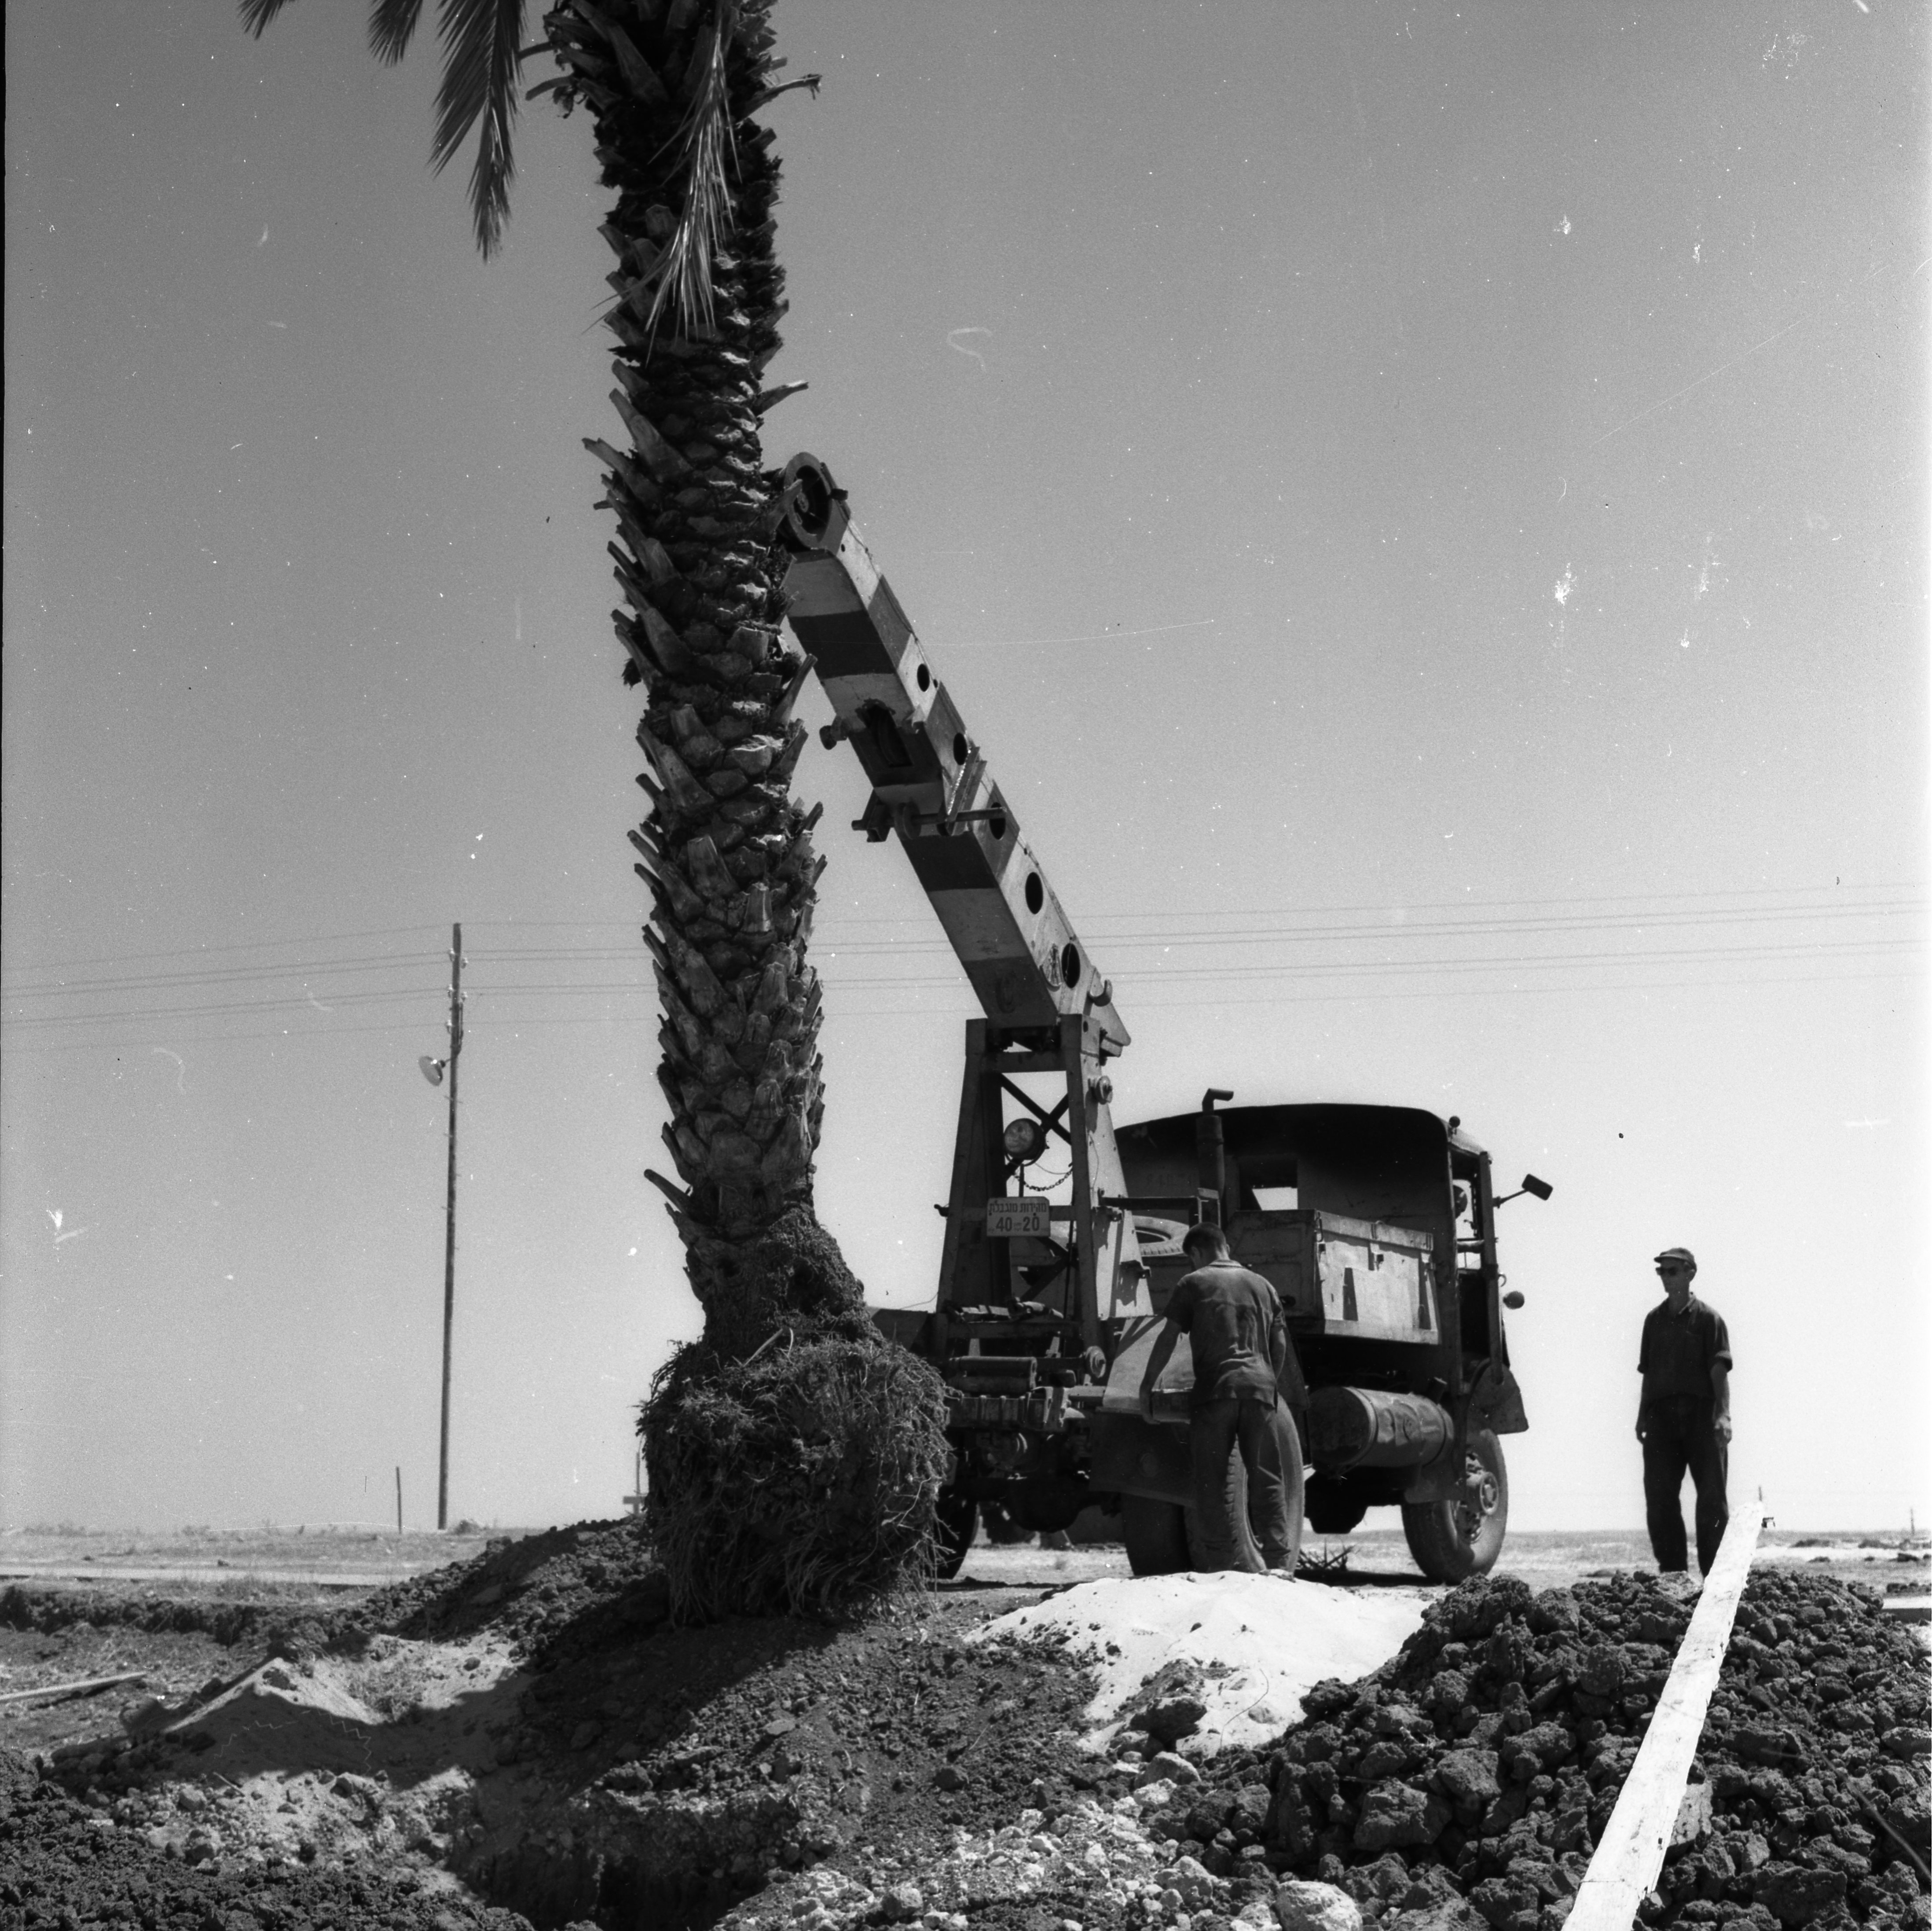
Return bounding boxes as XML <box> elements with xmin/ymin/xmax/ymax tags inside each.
<box><xmin>1187</xmin><ymin>1455</ymin><xmax>1266</xmax><ymax>1574</ymax></box>
<box><xmin>1121</xmin><ymin>1493</ymin><xmax>1192</xmax><ymax>1575</ymax></box>
<box><xmin>1400</xmin><ymin>1428</ymin><xmax>1508</xmax><ymax>1582</ymax></box>
<box><xmin>935</xmin><ymin>1490</ymin><xmax>977</xmax><ymax>1581</ymax></box>
<box><xmin>1122</xmin><ymin>1406</ymin><xmax>1304</xmax><ymax>1576</ymax></box>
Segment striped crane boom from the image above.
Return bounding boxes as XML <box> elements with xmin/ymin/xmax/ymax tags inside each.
<box><xmin>775</xmin><ymin>453</ymin><xmax>1129</xmax><ymax>1053</ymax></box>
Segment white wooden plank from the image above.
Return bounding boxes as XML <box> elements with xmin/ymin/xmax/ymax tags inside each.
<box><xmin>1565</xmin><ymin>1497</ymin><xmax>1765</xmax><ymax>1931</ymax></box>
<box><xmin>0</xmin><ymin>1669</ymin><xmax>148</xmax><ymax>1704</ymax></box>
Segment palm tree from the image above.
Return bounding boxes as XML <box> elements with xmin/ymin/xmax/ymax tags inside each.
<box><xmin>242</xmin><ymin>0</ymin><xmax>854</xmax><ymax>1355</ymax></box>
<box><xmin>244</xmin><ymin>1</ymin><xmax>949</xmax><ymax>1619</ymax></box>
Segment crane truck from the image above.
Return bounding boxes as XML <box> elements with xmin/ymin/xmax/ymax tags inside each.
<box><xmin>774</xmin><ymin>453</ymin><xmax>1548</xmax><ymax>1584</ymax></box>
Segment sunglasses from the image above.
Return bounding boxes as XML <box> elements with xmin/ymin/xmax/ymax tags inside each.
<box><xmin>1656</xmin><ymin>1264</ymin><xmax>1687</xmax><ymax>1276</ymax></box>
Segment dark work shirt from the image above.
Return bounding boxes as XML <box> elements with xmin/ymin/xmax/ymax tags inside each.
<box><xmin>1639</xmin><ymin>1295</ymin><xmax>1733</xmax><ymax>1406</ymax></box>
<box><xmin>1166</xmin><ymin>1261</ymin><xmax>1290</xmax><ymax>1411</ymax></box>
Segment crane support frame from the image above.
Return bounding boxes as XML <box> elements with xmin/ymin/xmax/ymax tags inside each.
<box><xmin>930</xmin><ymin>1016</ymin><xmax>1151</xmax><ymax>1348</ymax></box>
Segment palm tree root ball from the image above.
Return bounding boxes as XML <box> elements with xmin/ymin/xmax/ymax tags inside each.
<box><xmin>639</xmin><ymin>1210</ymin><xmax>951</xmax><ymax>1624</ymax></box>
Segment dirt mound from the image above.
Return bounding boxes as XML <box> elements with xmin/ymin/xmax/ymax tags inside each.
<box><xmin>274</xmin><ymin>1519</ymin><xmax>671</xmax><ymax>1663</ymax></box>
<box><xmin>12</xmin><ymin>1544</ymin><xmax>1110</xmax><ymax>1931</ymax></box>
<box><xmin>0</xmin><ymin>1524</ymin><xmax>667</xmax><ymax>1666</ymax></box>
<box><xmin>1124</xmin><ymin>1568</ymin><xmax>1927</xmax><ymax>1931</ymax></box>
<box><xmin>0</xmin><ymin>1747</ymin><xmax>535</xmax><ymax>1931</ymax></box>
<box><xmin>0</xmin><ymin>1582</ymin><xmax>287</xmax><ymax>1647</ymax></box>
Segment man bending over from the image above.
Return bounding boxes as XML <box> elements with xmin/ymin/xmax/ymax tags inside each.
<box><xmin>1144</xmin><ymin>1222</ymin><xmax>1301</xmax><ymax>1571</ymax></box>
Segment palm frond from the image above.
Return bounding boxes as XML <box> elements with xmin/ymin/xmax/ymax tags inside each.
<box><xmin>647</xmin><ymin>0</ymin><xmax>738</xmax><ymax>339</ymax></box>
<box><xmin>369</xmin><ymin>0</ymin><xmax>428</xmax><ymax>64</ymax></box>
<box><xmin>237</xmin><ymin>0</ymin><xmax>296</xmax><ymax>37</ymax></box>
<box><xmin>426</xmin><ymin>0</ymin><xmax>528</xmax><ymax>258</ymax></box>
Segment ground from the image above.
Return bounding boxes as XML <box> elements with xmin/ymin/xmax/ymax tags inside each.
<box><xmin>1</xmin><ymin>1524</ymin><xmax>1925</xmax><ymax>1931</ymax></box>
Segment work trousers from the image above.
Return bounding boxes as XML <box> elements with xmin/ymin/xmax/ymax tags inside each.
<box><xmin>1190</xmin><ymin>1395</ymin><xmax>1298</xmax><ymax>1571</ymax></box>
<box><xmin>1642</xmin><ymin>1395</ymin><xmax>1729</xmax><ymax>1575</ymax></box>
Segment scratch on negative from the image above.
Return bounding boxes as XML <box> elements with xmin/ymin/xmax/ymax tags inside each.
<box><xmin>946</xmin><ymin>327</ymin><xmax>990</xmax><ymax>372</ymax></box>
<box><xmin>1589</xmin><ymin>316</ymin><xmax>1805</xmax><ymax>448</ymax></box>
<box><xmin>950</xmin><ymin>617</ymin><xmax>1219</xmax><ymax>651</ymax></box>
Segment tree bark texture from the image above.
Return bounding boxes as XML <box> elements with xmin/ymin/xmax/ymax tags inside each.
<box><xmin>544</xmin><ymin>0</ymin><xmax>860</xmax><ymax>1355</ymax></box>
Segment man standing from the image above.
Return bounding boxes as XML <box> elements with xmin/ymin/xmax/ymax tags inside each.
<box><xmin>1636</xmin><ymin>1246</ymin><xmax>1733</xmax><ymax>1578</ymax></box>
<box><xmin>1144</xmin><ymin>1222</ymin><xmax>1303</xmax><ymax>1571</ymax></box>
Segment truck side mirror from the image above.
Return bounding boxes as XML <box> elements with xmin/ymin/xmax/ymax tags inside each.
<box><xmin>1502</xmin><ymin>1291</ymin><xmax>1525</xmax><ymax>1310</ymax></box>
<box><xmin>1494</xmin><ymin>1174</ymin><xmax>1554</xmax><ymax>1209</ymax></box>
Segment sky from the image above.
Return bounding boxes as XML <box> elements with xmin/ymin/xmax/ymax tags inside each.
<box><xmin>4</xmin><ymin>2</ymin><xmax>1926</xmax><ymax>1537</ymax></box>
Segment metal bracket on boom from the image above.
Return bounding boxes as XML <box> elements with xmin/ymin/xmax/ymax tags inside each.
<box><xmin>777</xmin><ymin>452</ymin><xmax>1128</xmax><ymax>1046</ymax></box>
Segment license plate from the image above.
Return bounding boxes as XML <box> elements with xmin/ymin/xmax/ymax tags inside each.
<box><xmin>985</xmin><ymin>1197</ymin><xmax>1051</xmax><ymax>1239</ymax></box>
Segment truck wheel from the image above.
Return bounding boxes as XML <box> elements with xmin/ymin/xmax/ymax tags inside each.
<box><xmin>1121</xmin><ymin>1494</ymin><xmax>1191</xmax><ymax>1575</ymax></box>
<box><xmin>1122</xmin><ymin>1489</ymin><xmax>1267</xmax><ymax>1575</ymax></box>
<box><xmin>1191</xmin><ymin>1402</ymin><xmax>1304</xmax><ymax>1572</ymax></box>
<box><xmin>1122</xmin><ymin>1406</ymin><xmax>1303</xmax><ymax>1576</ymax></box>
<box><xmin>935</xmin><ymin>1490</ymin><xmax>977</xmax><ymax>1581</ymax></box>
<box><xmin>1185</xmin><ymin>1453</ymin><xmax>1266</xmax><ymax>1573</ymax></box>
<box><xmin>1400</xmin><ymin>1428</ymin><xmax>1508</xmax><ymax>1582</ymax></box>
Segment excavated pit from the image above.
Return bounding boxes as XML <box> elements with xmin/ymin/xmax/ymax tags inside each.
<box><xmin>4</xmin><ymin>1529</ymin><xmax>1925</xmax><ymax>1931</ymax></box>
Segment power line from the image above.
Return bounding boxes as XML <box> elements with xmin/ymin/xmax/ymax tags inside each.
<box><xmin>749</xmin><ymin>880</ymin><xmax>1932</xmax><ymax>933</ymax></box>
<box><xmin>3</xmin><ymin>951</ymin><xmax>445</xmax><ymax>1001</ymax></box>
<box><xmin>1</xmin><ymin>963</ymin><xmax>1914</xmax><ymax>1057</ymax></box>
<box><xmin>448</xmin><ymin>896</ymin><xmax>1925</xmax><ymax>966</ymax></box>
<box><xmin>3</xmin><ymin>924</ymin><xmax>449</xmax><ymax>976</ymax></box>
<box><xmin>5</xmin><ymin>883</ymin><xmax>1917</xmax><ymax>976</ymax></box>
<box><xmin>8</xmin><ymin>895</ymin><xmax>1918</xmax><ymax>1002</ymax></box>
<box><xmin>1</xmin><ymin>987</ymin><xmax>442</xmax><ymax>1031</ymax></box>
<box><xmin>4</xmin><ymin>883</ymin><xmax>1920</xmax><ymax>1044</ymax></box>
<box><xmin>4</xmin><ymin>927</ymin><xmax>1917</xmax><ymax>1035</ymax></box>
<box><xmin>814</xmin><ymin>903</ymin><xmax>1926</xmax><ymax>960</ymax></box>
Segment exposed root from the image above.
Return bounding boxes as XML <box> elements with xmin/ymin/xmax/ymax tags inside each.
<box><xmin>641</xmin><ymin>1328</ymin><xmax>950</xmax><ymax>1625</ymax></box>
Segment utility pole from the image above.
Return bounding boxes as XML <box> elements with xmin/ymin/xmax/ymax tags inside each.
<box><xmin>437</xmin><ymin>923</ymin><xmax>464</xmax><ymax>1531</ymax></box>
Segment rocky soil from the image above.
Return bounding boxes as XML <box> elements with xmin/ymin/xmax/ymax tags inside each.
<box><xmin>1128</xmin><ymin>1568</ymin><xmax>1928</xmax><ymax>1931</ymax></box>
<box><xmin>1</xmin><ymin>1529</ymin><xmax>1924</xmax><ymax>1931</ymax></box>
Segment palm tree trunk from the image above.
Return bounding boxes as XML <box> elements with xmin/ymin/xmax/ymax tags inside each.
<box><xmin>543</xmin><ymin>0</ymin><xmax>857</xmax><ymax>1359</ymax></box>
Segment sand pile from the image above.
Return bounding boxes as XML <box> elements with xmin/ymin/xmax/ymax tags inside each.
<box><xmin>972</xmin><ymin>1573</ymin><xmax>1430</xmax><ymax>1754</ymax></box>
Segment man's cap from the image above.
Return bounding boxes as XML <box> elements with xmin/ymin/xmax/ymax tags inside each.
<box><xmin>1653</xmin><ymin>1247</ymin><xmax>1697</xmax><ymax>1269</ymax></box>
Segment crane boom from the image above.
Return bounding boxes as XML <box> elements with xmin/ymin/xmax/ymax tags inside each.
<box><xmin>764</xmin><ymin>463</ymin><xmax>1536</xmax><ymax>1584</ymax></box>
<box><xmin>775</xmin><ymin>453</ymin><xmax>1128</xmax><ymax>1052</ymax></box>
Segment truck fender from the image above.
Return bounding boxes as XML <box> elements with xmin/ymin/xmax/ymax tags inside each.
<box><xmin>1097</xmin><ymin>1314</ymin><xmax>1194</xmax><ymax>1414</ymax></box>
<box><xmin>1087</xmin><ymin>1411</ymin><xmax>1192</xmax><ymax>1507</ymax></box>
<box><xmin>1466</xmin><ymin>1359</ymin><xmax>1529</xmax><ymax>1434</ymax></box>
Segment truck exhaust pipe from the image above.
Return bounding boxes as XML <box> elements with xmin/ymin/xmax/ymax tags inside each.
<box><xmin>1195</xmin><ymin>1089</ymin><xmax>1232</xmax><ymax>1223</ymax></box>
